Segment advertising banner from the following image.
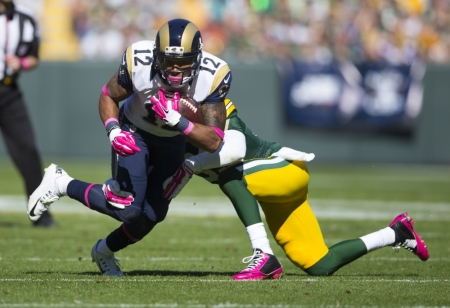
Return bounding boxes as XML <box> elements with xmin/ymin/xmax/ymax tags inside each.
<box><xmin>282</xmin><ymin>61</ymin><xmax>425</xmax><ymax>137</ymax></box>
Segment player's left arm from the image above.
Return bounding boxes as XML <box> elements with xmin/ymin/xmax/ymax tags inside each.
<box><xmin>182</xmin><ymin>102</ymin><xmax>226</xmax><ymax>153</ymax></box>
<box><xmin>151</xmin><ymin>70</ymin><xmax>231</xmax><ymax>153</ymax></box>
<box><xmin>181</xmin><ymin>69</ymin><xmax>232</xmax><ymax>152</ymax></box>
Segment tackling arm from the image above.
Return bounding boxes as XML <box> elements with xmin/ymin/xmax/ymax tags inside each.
<box><xmin>186</xmin><ymin>130</ymin><xmax>246</xmax><ymax>173</ymax></box>
<box><xmin>162</xmin><ymin>130</ymin><xmax>246</xmax><ymax>199</ymax></box>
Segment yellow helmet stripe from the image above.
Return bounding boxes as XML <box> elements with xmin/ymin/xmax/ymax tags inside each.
<box><xmin>158</xmin><ymin>22</ymin><xmax>170</xmax><ymax>52</ymax></box>
<box><xmin>180</xmin><ymin>23</ymin><xmax>199</xmax><ymax>53</ymax></box>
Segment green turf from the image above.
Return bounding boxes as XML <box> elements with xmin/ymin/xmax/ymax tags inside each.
<box><xmin>1</xmin><ymin>158</ymin><xmax>449</xmax><ymax>201</ymax></box>
<box><xmin>0</xmin><ymin>213</ymin><xmax>448</xmax><ymax>307</ymax></box>
<box><xmin>1</xmin><ymin>158</ymin><xmax>449</xmax><ymax>306</ymax></box>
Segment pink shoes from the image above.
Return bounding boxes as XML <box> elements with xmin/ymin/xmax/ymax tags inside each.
<box><xmin>389</xmin><ymin>212</ymin><xmax>429</xmax><ymax>261</ymax></box>
<box><xmin>233</xmin><ymin>248</ymin><xmax>283</xmax><ymax>281</ymax></box>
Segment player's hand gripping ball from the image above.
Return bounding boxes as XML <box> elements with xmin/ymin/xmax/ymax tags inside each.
<box><xmin>151</xmin><ymin>89</ymin><xmax>203</xmax><ymax>126</ymax></box>
<box><xmin>164</xmin><ymin>91</ymin><xmax>203</xmax><ymax>124</ymax></box>
<box><xmin>177</xmin><ymin>94</ymin><xmax>203</xmax><ymax>124</ymax></box>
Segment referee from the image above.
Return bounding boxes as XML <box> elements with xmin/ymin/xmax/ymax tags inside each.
<box><xmin>0</xmin><ymin>0</ymin><xmax>56</xmax><ymax>227</ymax></box>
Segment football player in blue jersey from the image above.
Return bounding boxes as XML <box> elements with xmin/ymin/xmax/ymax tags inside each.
<box><xmin>27</xmin><ymin>19</ymin><xmax>233</xmax><ymax>276</ymax></box>
<box><xmin>160</xmin><ymin>99</ymin><xmax>430</xmax><ymax>280</ymax></box>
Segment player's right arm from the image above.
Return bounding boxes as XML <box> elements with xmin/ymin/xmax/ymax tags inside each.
<box><xmin>100</xmin><ymin>48</ymin><xmax>139</xmax><ymax>157</ymax></box>
<box><xmin>99</xmin><ymin>72</ymin><xmax>132</xmax><ymax>123</ymax></box>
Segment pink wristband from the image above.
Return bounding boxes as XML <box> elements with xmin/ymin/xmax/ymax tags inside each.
<box><xmin>102</xmin><ymin>84</ymin><xmax>109</xmax><ymax>97</ymax></box>
<box><xmin>212</xmin><ymin>126</ymin><xmax>225</xmax><ymax>140</ymax></box>
<box><xmin>20</xmin><ymin>58</ymin><xmax>31</xmax><ymax>70</ymax></box>
<box><xmin>181</xmin><ymin>122</ymin><xmax>194</xmax><ymax>135</ymax></box>
<box><xmin>104</xmin><ymin>117</ymin><xmax>119</xmax><ymax>128</ymax></box>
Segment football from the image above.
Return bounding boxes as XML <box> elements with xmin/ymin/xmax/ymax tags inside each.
<box><xmin>176</xmin><ymin>94</ymin><xmax>203</xmax><ymax>124</ymax></box>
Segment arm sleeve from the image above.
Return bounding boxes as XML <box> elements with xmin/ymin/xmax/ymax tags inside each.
<box><xmin>185</xmin><ymin>129</ymin><xmax>246</xmax><ymax>173</ymax></box>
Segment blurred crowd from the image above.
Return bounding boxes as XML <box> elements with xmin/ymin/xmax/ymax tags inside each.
<box><xmin>17</xmin><ymin>0</ymin><xmax>450</xmax><ymax>64</ymax></box>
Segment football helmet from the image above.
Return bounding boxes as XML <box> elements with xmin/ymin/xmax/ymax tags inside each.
<box><xmin>153</xmin><ymin>19</ymin><xmax>203</xmax><ymax>88</ymax></box>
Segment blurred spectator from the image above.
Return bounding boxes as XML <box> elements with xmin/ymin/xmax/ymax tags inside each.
<box><xmin>16</xmin><ymin>0</ymin><xmax>450</xmax><ymax>64</ymax></box>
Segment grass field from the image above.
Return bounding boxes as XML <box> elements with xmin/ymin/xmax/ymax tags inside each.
<box><xmin>0</xmin><ymin>158</ymin><xmax>449</xmax><ymax>307</ymax></box>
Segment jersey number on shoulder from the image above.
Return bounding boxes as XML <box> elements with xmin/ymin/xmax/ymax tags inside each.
<box><xmin>134</xmin><ymin>49</ymin><xmax>152</xmax><ymax>66</ymax></box>
<box><xmin>200</xmin><ymin>57</ymin><xmax>221</xmax><ymax>75</ymax></box>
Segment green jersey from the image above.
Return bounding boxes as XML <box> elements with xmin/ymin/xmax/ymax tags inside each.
<box><xmin>185</xmin><ymin>99</ymin><xmax>281</xmax><ymax>184</ymax></box>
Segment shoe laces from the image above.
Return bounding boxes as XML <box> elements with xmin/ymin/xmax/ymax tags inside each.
<box><xmin>391</xmin><ymin>219</ymin><xmax>417</xmax><ymax>253</ymax></box>
<box><xmin>98</xmin><ymin>253</ymin><xmax>122</xmax><ymax>273</ymax></box>
<box><xmin>241</xmin><ymin>249</ymin><xmax>264</xmax><ymax>270</ymax></box>
<box><xmin>40</xmin><ymin>191</ymin><xmax>59</xmax><ymax>206</ymax></box>
<box><xmin>393</xmin><ymin>239</ymin><xmax>417</xmax><ymax>253</ymax></box>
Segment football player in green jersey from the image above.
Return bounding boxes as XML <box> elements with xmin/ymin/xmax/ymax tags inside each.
<box><xmin>109</xmin><ymin>98</ymin><xmax>430</xmax><ymax>280</ymax></box>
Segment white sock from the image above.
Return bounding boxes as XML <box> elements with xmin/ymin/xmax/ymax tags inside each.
<box><xmin>96</xmin><ymin>239</ymin><xmax>113</xmax><ymax>256</ymax></box>
<box><xmin>360</xmin><ymin>227</ymin><xmax>396</xmax><ymax>252</ymax></box>
<box><xmin>246</xmin><ymin>222</ymin><xmax>273</xmax><ymax>255</ymax></box>
<box><xmin>56</xmin><ymin>174</ymin><xmax>74</xmax><ymax>196</ymax></box>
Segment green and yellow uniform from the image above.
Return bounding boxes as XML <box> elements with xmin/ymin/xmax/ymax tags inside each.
<box><xmin>185</xmin><ymin>99</ymin><xmax>368</xmax><ymax>274</ymax></box>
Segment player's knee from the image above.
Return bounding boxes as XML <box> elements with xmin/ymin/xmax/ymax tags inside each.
<box><xmin>304</xmin><ymin>264</ymin><xmax>334</xmax><ymax>276</ymax></box>
<box><xmin>123</xmin><ymin>216</ymin><xmax>157</xmax><ymax>240</ymax></box>
<box><xmin>117</xmin><ymin>207</ymin><xmax>144</xmax><ymax>224</ymax></box>
<box><xmin>304</xmin><ymin>252</ymin><xmax>337</xmax><ymax>276</ymax></box>
<box><xmin>285</xmin><ymin>247</ymin><xmax>333</xmax><ymax>276</ymax></box>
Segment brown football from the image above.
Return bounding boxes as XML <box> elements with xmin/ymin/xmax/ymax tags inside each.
<box><xmin>176</xmin><ymin>94</ymin><xmax>203</xmax><ymax>124</ymax></box>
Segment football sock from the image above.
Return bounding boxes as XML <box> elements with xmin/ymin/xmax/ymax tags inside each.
<box><xmin>246</xmin><ymin>222</ymin><xmax>273</xmax><ymax>255</ymax></box>
<box><xmin>56</xmin><ymin>174</ymin><xmax>74</xmax><ymax>196</ymax></box>
<box><xmin>360</xmin><ymin>227</ymin><xmax>396</xmax><ymax>251</ymax></box>
<box><xmin>219</xmin><ymin>174</ymin><xmax>262</xmax><ymax>226</ymax></box>
<box><xmin>66</xmin><ymin>180</ymin><xmax>120</xmax><ymax>219</ymax></box>
<box><xmin>96</xmin><ymin>238</ymin><xmax>113</xmax><ymax>257</ymax></box>
<box><xmin>305</xmin><ymin>239</ymin><xmax>367</xmax><ymax>276</ymax></box>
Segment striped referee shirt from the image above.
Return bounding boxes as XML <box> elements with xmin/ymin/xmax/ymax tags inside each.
<box><xmin>0</xmin><ymin>4</ymin><xmax>39</xmax><ymax>83</ymax></box>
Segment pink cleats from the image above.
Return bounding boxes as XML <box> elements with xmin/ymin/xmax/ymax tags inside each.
<box><xmin>389</xmin><ymin>212</ymin><xmax>429</xmax><ymax>261</ymax></box>
<box><xmin>233</xmin><ymin>248</ymin><xmax>283</xmax><ymax>281</ymax></box>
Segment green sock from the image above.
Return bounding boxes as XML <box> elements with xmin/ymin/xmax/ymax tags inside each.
<box><xmin>305</xmin><ymin>239</ymin><xmax>368</xmax><ymax>276</ymax></box>
<box><xmin>219</xmin><ymin>168</ymin><xmax>262</xmax><ymax>227</ymax></box>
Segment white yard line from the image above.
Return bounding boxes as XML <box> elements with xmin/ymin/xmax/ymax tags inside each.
<box><xmin>0</xmin><ymin>195</ymin><xmax>449</xmax><ymax>220</ymax></box>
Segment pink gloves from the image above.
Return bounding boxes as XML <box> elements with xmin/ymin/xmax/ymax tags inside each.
<box><xmin>109</xmin><ymin>128</ymin><xmax>140</xmax><ymax>157</ymax></box>
<box><xmin>150</xmin><ymin>88</ymin><xmax>182</xmax><ymax>127</ymax></box>
<box><xmin>102</xmin><ymin>178</ymin><xmax>134</xmax><ymax>209</ymax></box>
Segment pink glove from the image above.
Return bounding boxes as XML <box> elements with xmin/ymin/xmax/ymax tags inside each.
<box><xmin>162</xmin><ymin>162</ymin><xmax>194</xmax><ymax>199</ymax></box>
<box><xmin>102</xmin><ymin>178</ymin><xmax>134</xmax><ymax>209</ymax></box>
<box><xmin>109</xmin><ymin>128</ymin><xmax>140</xmax><ymax>157</ymax></box>
<box><xmin>150</xmin><ymin>88</ymin><xmax>182</xmax><ymax>127</ymax></box>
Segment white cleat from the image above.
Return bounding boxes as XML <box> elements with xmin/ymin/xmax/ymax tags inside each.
<box><xmin>27</xmin><ymin>164</ymin><xmax>66</xmax><ymax>221</ymax></box>
<box><xmin>91</xmin><ymin>240</ymin><xmax>124</xmax><ymax>276</ymax></box>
